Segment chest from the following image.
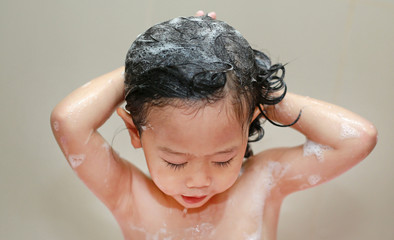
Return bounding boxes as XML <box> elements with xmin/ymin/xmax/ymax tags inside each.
<box><xmin>116</xmin><ymin>161</ymin><xmax>281</xmax><ymax>240</ymax></box>
<box><xmin>120</xmin><ymin>207</ymin><xmax>270</xmax><ymax>240</ymax></box>
<box><xmin>118</xmin><ymin>190</ymin><xmax>279</xmax><ymax>240</ymax></box>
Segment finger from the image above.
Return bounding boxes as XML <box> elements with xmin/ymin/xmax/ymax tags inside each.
<box><xmin>196</xmin><ymin>10</ymin><xmax>205</xmax><ymax>16</ymax></box>
<box><xmin>207</xmin><ymin>12</ymin><xmax>217</xmax><ymax>19</ymax></box>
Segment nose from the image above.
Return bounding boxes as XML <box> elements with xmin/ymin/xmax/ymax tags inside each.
<box><xmin>186</xmin><ymin>170</ymin><xmax>211</xmax><ymax>189</ymax></box>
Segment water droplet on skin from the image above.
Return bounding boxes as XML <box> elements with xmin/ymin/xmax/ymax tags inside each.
<box><xmin>84</xmin><ymin>129</ymin><xmax>94</xmax><ymax>145</ymax></box>
<box><xmin>183</xmin><ymin>208</ymin><xmax>188</xmax><ymax>216</ymax></box>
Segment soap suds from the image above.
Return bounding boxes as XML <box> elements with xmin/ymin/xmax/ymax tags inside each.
<box><xmin>125</xmin><ymin>15</ymin><xmax>255</xmax><ymax>102</ymax></box>
<box><xmin>129</xmin><ymin>224</ymin><xmax>171</xmax><ymax>240</ymax></box>
<box><xmin>241</xmin><ymin>160</ymin><xmax>290</xmax><ymax>240</ymax></box>
<box><xmin>53</xmin><ymin>121</ymin><xmax>60</xmax><ymax>132</ymax></box>
<box><xmin>184</xmin><ymin>222</ymin><xmax>215</xmax><ymax>238</ymax></box>
<box><xmin>308</xmin><ymin>175</ymin><xmax>321</xmax><ymax>185</ymax></box>
<box><xmin>261</xmin><ymin>161</ymin><xmax>290</xmax><ymax>192</ymax></box>
<box><xmin>340</xmin><ymin>123</ymin><xmax>360</xmax><ymax>139</ymax></box>
<box><xmin>267</xmin><ymin>161</ymin><xmax>290</xmax><ymax>179</ymax></box>
<box><xmin>188</xmin><ymin>17</ymin><xmax>203</xmax><ymax>22</ymax></box>
<box><xmin>244</xmin><ymin>229</ymin><xmax>262</xmax><ymax>240</ymax></box>
<box><xmin>68</xmin><ymin>154</ymin><xmax>86</xmax><ymax>168</ymax></box>
<box><xmin>256</xmin><ymin>161</ymin><xmax>290</xmax><ymax>207</ymax></box>
<box><xmin>102</xmin><ymin>142</ymin><xmax>110</xmax><ymax>152</ymax></box>
<box><xmin>303</xmin><ymin>140</ymin><xmax>332</xmax><ymax>162</ymax></box>
<box><xmin>169</xmin><ymin>17</ymin><xmax>182</xmax><ymax>25</ymax></box>
<box><xmin>140</xmin><ymin>124</ymin><xmax>154</xmax><ymax>131</ymax></box>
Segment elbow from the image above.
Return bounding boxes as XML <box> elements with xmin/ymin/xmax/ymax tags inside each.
<box><xmin>354</xmin><ymin>123</ymin><xmax>378</xmax><ymax>160</ymax></box>
<box><xmin>50</xmin><ymin>105</ymin><xmax>65</xmax><ymax>136</ymax></box>
<box><xmin>339</xmin><ymin>122</ymin><xmax>378</xmax><ymax>164</ymax></box>
<box><xmin>363</xmin><ymin>123</ymin><xmax>378</xmax><ymax>153</ymax></box>
<box><xmin>50</xmin><ymin>104</ymin><xmax>74</xmax><ymax>135</ymax></box>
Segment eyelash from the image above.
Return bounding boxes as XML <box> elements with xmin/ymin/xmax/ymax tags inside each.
<box><xmin>165</xmin><ymin>161</ymin><xmax>187</xmax><ymax>170</ymax></box>
<box><xmin>214</xmin><ymin>158</ymin><xmax>234</xmax><ymax>167</ymax></box>
<box><xmin>164</xmin><ymin>158</ymin><xmax>234</xmax><ymax>170</ymax></box>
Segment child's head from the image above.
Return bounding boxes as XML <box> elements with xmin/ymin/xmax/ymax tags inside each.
<box><xmin>120</xmin><ymin>15</ymin><xmax>286</xmax><ymax>208</ymax></box>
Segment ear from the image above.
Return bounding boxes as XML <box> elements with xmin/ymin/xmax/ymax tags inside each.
<box><xmin>116</xmin><ymin>107</ymin><xmax>142</xmax><ymax>149</ymax></box>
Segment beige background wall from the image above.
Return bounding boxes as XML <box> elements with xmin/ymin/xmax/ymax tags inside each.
<box><xmin>1</xmin><ymin>0</ymin><xmax>393</xmax><ymax>239</ymax></box>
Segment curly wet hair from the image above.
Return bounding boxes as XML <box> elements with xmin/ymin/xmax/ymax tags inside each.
<box><xmin>124</xmin><ymin>15</ymin><xmax>298</xmax><ymax>158</ymax></box>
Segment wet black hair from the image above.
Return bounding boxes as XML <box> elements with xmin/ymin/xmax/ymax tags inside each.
<box><xmin>124</xmin><ymin>15</ymin><xmax>299</xmax><ymax>158</ymax></box>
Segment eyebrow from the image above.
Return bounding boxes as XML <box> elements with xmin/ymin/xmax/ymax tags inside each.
<box><xmin>158</xmin><ymin>146</ymin><xmax>237</xmax><ymax>157</ymax></box>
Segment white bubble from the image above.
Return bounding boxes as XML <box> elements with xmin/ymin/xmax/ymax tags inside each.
<box><xmin>184</xmin><ymin>222</ymin><xmax>215</xmax><ymax>237</ymax></box>
<box><xmin>340</xmin><ymin>123</ymin><xmax>360</xmax><ymax>139</ymax></box>
<box><xmin>267</xmin><ymin>161</ymin><xmax>290</xmax><ymax>178</ymax></box>
<box><xmin>244</xmin><ymin>229</ymin><xmax>262</xmax><ymax>240</ymax></box>
<box><xmin>189</xmin><ymin>17</ymin><xmax>203</xmax><ymax>22</ymax></box>
<box><xmin>169</xmin><ymin>17</ymin><xmax>182</xmax><ymax>25</ymax></box>
<box><xmin>68</xmin><ymin>154</ymin><xmax>86</xmax><ymax>168</ymax></box>
<box><xmin>53</xmin><ymin>121</ymin><xmax>60</xmax><ymax>132</ymax></box>
<box><xmin>140</xmin><ymin>124</ymin><xmax>154</xmax><ymax>131</ymax></box>
<box><xmin>303</xmin><ymin>140</ymin><xmax>332</xmax><ymax>162</ymax></box>
<box><xmin>102</xmin><ymin>142</ymin><xmax>110</xmax><ymax>152</ymax></box>
<box><xmin>308</xmin><ymin>175</ymin><xmax>321</xmax><ymax>185</ymax></box>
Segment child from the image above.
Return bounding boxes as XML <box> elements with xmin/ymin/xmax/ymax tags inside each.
<box><xmin>50</xmin><ymin>11</ymin><xmax>377</xmax><ymax>240</ymax></box>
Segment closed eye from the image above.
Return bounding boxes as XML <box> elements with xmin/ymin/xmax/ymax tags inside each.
<box><xmin>164</xmin><ymin>160</ymin><xmax>187</xmax><ymax>170</ymax></box>
<box><xmin>213</xmin><ymin>158</ymin><xmax>234</xmax><ymax>168</ymax></box>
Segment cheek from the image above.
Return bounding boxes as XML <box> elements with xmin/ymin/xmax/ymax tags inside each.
<box><xmin>150</xmin><ymin>165</ymin><xmax>182</xmax><ymax>195</ymax></box>
<box><xmin>214</xmin><ymin>161</ymin><xmax>243</xmax><ymax>190</ymax></box>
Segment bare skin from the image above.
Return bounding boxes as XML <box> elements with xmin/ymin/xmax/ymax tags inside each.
<box><xmin>50</xmin><ymin>12</ymin><xmax>377</xmax><ymax>240</ymax></box>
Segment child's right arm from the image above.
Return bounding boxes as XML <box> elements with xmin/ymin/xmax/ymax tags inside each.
<box><xmin>50</xmin><ymin>67</ymin><xmax>134</xmax><ymax>211</ymax></box>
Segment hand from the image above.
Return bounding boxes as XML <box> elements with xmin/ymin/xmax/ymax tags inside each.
<box><xmin>195</xmin><ymin>10</ymin><xmax>217</xmax><ymax>19</ymax></box>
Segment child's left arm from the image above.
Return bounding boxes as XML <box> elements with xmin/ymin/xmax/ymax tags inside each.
<box><xmin>256</xmin><ymin>92</ymin><xmax>378</xmax><ymax>196</ymax></box>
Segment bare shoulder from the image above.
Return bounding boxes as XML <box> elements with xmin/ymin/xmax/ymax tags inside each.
<box><xmin>112</xmin><ymin>159</ymin><xmax>170</xmax><ymax>219</ymax></box>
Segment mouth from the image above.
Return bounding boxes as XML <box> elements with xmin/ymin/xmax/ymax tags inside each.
<box><xmin>181</xmin><ymin>195</ymin><xmax>207</xmax><ymax>204</ymax></box>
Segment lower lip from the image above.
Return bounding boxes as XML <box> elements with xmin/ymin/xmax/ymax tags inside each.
<box><xmin>182</xmin><ymin>195</ymin><xmax>207</xmax><ymax>204</ymax></box>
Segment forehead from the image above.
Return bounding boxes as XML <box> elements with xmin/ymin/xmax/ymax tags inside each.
<box><xmin>143</xmin><ymin>100</ymin><xmax>246</xmax><ymax>155</ymax></box>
